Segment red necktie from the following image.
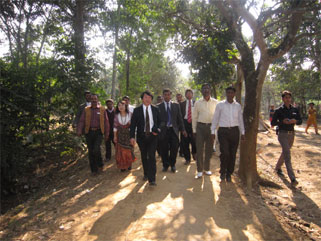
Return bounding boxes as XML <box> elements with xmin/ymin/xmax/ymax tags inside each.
<box><xmin>187</xmin><ymin>100</ymin><xmax>192</xmax><ymax>123</ymax></box>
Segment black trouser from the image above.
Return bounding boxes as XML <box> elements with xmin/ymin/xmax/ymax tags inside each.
<box><xmin>182</xmin><ymin>120</ymin><xmax>196</xmax><ymax>161</ymax></box>
<box><xmin>179</xmin><ymin>133</ymin><xmax>184</xmax><ymax>156</ymax></box>
<box><xmin>138</xmin><ymin>134</ymin><xmax>158</xmax><ymax>183</ymax></box>
<box><xmin>218</xmin><ymin>127</ymin><xmax>240</xmax><ymax>176</ymax></box>
<box><xmin>105</xmin><ymin>132</ymin><xmax>115</xmax><ymax>160</ymax></box>
<box><xmin>161</xmin><ymin>127</ymin><xmax>179</xmax><ymax>168</ymax></box>
<box><xmin>85</xmin><ymin>130</ymin><xmax>103</xmax><ymax>173</ymax></box>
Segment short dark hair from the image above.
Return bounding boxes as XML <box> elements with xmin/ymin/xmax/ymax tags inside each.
<box><xmin>106</xmin><ymin>99</ymin><xmax>114</xmax><ymax>104</ymax></box>
<box><xmin>281</xmin><ymin>90</ymin><xmax>292</xmax><ymax>98</ymax></box>
<box><xmin>140</xmin><ymin>90</ymin><xmax>153</xmax><ymax>100</ymax></box>
<box><xmin>122</xmin><ymin>96</ymin><xmax>130</xmax><ymax>100</ymax></box>
<box><xmin>201</xmin><ymin>83</ymin><xmax>211</xmax><ymax>89</ymax></box>
<box><xmin>308</xmin><ymin>102</ymin><xmax>315</xmax><ymax>106</ymax></box>
<box><xmin>91</xmin><ymin>93</ymin><xmax>98</xmax><ymax>98</ymax></box>
<box><xmin>176</xmin><ymin>93</ymin><xmax>182</xmax><ymax>96</ymax></box>
<box><xmin>115</xmin><ymin>100</ymin><xmax>129</xmax><ymax>114</ymax></box>
<box><xmin>225</xmin><ymin>86</ymin><xmax>236</xmax><ymax>92</ymax></box>
<box><xmin>185</xmin><ymin>89</ymin><xmax>193</xmax><ymax>95</ymax></box>
<box><xmin>163</xmin><ymin>88</ymin><xmax>172</xmax><ymax>94</ymax></box>
<box><xmin>84</xmin><ymin>90</ymin><xmax>91</xmax><ymax>96</ymax></box>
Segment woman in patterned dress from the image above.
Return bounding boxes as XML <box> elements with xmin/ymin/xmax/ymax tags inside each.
<box><xmin>114</xmin><ymin>101</ymin><xmax>136</xmax><ymax>171</ymax></box>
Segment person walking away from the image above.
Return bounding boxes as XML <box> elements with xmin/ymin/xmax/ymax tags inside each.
<box><xmin>211</xmin><ymin>87</ymin><xmax>245</xmax><ymax>182</ymax></box>
<box><xmin>114</xmin><ymin>100</ymin><xmax>136</xmax><ymax>172</ymax></box>
<box><xmin>271</xmin><ymin>90</ymin><xmax>302</xmax><ymax>186</ymax></box>
<box><xmin>130</xmin><ymin>91</ymin><xmax>161</xmax><ymax>186</ymax></box>
<box><xmin>192</xmin><ymin>83</ymin><xmax>218</xmax><ymax>179</ymax></box>
<box><xmin>305</xmin><ymin>102</ymin><xmax>319</xmax><ymax>135</ymax></box>
<box><xmin>77</xmin><ymin>94</ymin><xmax>110</xmax><ymax>175</ymax></box>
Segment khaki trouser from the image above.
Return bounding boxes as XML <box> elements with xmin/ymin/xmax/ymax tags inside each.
<box><xmin>196</xmin><ymin>122</ymin><xmax>212</xmax><ymax>172</ymax></box>
<box><xmin>276</xmin><ymin>131</ymin><xmax>296</xmax><ymax>181</ymax></box>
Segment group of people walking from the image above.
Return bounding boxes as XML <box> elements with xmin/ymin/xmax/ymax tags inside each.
<box><xmin>74</xmin><ymin>85</ymin><xmax>311</xmax><ymax>187</ymax></box>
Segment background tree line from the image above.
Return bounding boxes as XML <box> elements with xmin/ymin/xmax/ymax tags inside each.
<box><xmin>1</xmin><ymin>0</ymin><xmax>320</xmax><ymax>207</ymax></box>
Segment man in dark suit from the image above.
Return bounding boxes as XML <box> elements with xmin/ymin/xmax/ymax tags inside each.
<box><xmin>158</xmin><ymin>89</ymin><xmax>187</xmax><ymax>173</ymax></box>
<box><xmin>105</xmin><ymin>99</ymin><xmax>115</xmax><ymax>162</ymax></box>
<box><xmin>73</xmin><ymin>91</ymin><xmax>91</xmax><ymax>129</ymax></box>
<box><xmin>130</xmin><ymin>90</ymin><xmax>160</xmax><ymax>186</ymax></box>
<box><xmin>180</xmin><ymin>89</ymin><xmax>196</xmax><ymax>165</ymax></box>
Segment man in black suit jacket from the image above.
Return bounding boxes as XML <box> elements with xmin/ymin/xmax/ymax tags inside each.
<box><xmin>105</xmin><ymin>99</ymin><xmax>115</xmax><ymax>162</ymax></box>
<box><xmin>130</xmin><ymin>90</ymin><xmax>160</xmax><ymax>186</ymax></box>
<box><xmin>157</xmin><ymin>89</ymin><xmax>186</xmax><ymax>173</ymax></box>
<box><xmin>180</xmin><ymin>89</ymin><xmax>196</xmax><ymax>165</ymax></box>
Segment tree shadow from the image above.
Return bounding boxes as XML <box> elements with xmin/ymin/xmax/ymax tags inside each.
<box><xmin>279</xmin><ymin>176</ymin><xmax>321</xmax><ymax>227</ymax></box>
<box><xmin>0</xmin><ymin>150</ymin><xmax>136</xmax><ymax>240</ymax></box>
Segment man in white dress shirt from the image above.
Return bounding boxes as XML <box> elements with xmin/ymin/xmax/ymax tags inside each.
<box><xmin>211</xmin><ymin>86</ymin><xmax>245</xmax><ymax>182</ymax></box>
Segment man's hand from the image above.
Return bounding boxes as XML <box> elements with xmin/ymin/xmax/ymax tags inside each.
<box><xmin>113</xmin><ymin>136</ymin><xmax>117</xmax><ymax>143</ymax></box>
<box><xmin>182</xmin><ymin>130</ymin><xmax>188</xmax><ymax>138</ymax></box>
<box><xmin>241</xmin><ymin>135</ymin><xmax>245</xmax><ymax>141</ymax></box>
<box><xmin>130</xmin><ymin>138</ymin><xmax>136</xmax><ymax>147</ymax></box>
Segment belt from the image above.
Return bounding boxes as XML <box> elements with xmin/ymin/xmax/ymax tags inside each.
<box><xmin>279</xmin><ymin>130</ymin><xmax>294</xmax><ymax>134</ymax></box>
<box><xmin>90</xmin><ymin>128</ymin><xmax>101</xmax><ymax>131</ymax></box>
<box><xmin>220</xmin><ymin>126</ymin><xmax>238</xmax><ymax>129</ymax></box>
<box><xmin>198</xmin><ymin>122</ymin><xmax>211</xmax><ymax>126</ymax></box>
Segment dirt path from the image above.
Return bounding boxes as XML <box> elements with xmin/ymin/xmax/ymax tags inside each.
<box><xmin>0</xmin><ymin>123</ymin><xmax>320</xmax><ymax>240</ymax></box>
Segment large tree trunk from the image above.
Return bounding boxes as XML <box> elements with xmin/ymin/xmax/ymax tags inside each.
<box><xmin>235</xmin><ymin>63</ymin><xmax>243</xmax><ymax>104</ymax></box>
<box><xmin>74</xmin><ymin>0</ymin><xmax>86</xmax><ymax>85</ymax></box>
<box><xmin>125</xmin><ymin>29</ymin><xmax>132</xmax><ymax>94</ymax></box>
<box><xmin>111</xmin><ymin>2</ymin><xmax>120</xmax><ymax>99</ymax></box>
<box><xmin>239</xmin><ymin>58</ymin><xmax>270</xmax><ymax>188</ymax></box>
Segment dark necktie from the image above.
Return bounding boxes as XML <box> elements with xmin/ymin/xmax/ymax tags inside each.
<box><xmin>167</xmin><ymin>102</ymin><xmax>172</xmax><ymax>126</ymax></box>
<box><xmin>187</xmin><ymin>100</ymin><xmax>192</xmax><ymax>123</ymax></box>
<box><xmin>145</xmin><ymin>106</ymin><xmax>150</xmax><ymax>134</ymax></box>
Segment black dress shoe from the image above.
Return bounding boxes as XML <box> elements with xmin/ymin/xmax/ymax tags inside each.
<box><xmin>226</xmin><ymin>175</ymin><xmax>232</xmax><ymax>182</ymax></box>
<box><xmin>149</xmin><ymin>181</ymin><xmax>157</xmax><ymax>186</ymax></box>
<box><xmin>184</xmin><ymin>160</ymin><xmax>191</xmax><ymax>165</ymax></box>
<box><xmin>128</xmin><ymin>165</ymin><xmax>132</xmax><ymax>170</ymax></box>
<box><xmin>220</xmin><ymin>173</ymin><xmax>225</xmax><ymax>181</ymax></box>
<box><xmin>171</xmin><ymin>166</ymin><xmax>176</xmax><ymax>173</ymax></box>
<box><xmin>162</xmin><ymin>167</ymin><xmax>168</xmax><ymax>172</ymax></box>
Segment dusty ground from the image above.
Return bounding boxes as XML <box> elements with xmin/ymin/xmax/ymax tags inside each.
<box><xmin>0</xmin><ymin>122</ymin><xmax>320</xmax><ymax>241</ymax></box>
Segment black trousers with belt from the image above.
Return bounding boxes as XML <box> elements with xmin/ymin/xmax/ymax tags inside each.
<box><xmin>161</xmin><ymin>127</ymin><xmax>179</xmax><ymax>168</ymax></box>
<box><xmin>137</xmin><ymin>134</ymin><xmax>158</xmax><ymax>183</ymax></box>
<box><xmin>85</xmin><ymin>129</ymin><xmax>103</xmax><ymax>173</ymax></box>
<box><xmin>217</xmin><ymin>126</ymin><xmax>240</xmax><ymax>176</ymax></box>
<box><xmin>182</xmin><ymin>119</ymin><xmax>196</xmax><ymax>162</ymax></box>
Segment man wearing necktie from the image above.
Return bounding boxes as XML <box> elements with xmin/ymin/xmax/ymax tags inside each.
<box><xmin>158</xmin><ymin>89</ymin><xmax>187</xmax><ymax>173</ymax></box>
<box><xmin>130</xmin><ymin>90</ymin><xmax>160</xmax><ymax>186</ymax></box>
<box><xmin>179</xmin><ymin>89</ymin><xmax>196</xmax><ymax>165</ymax></box>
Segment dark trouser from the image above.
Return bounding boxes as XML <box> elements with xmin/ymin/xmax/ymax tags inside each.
<box><xmin>85</xmin><ymin>130</ymin><xmax>103</xmax><ymax>173</ymax></box>
<box><xmin>182</xmin><ymin>120</ymin><xmax>196</xmax><ymax>162</ymax></box>
<box><xmin>161</xmin><ymin>127</ymin><xmax>179</xmax><ymax>168</ymax></box>
<box><xmin>218</xmin><ymin>127</ymin><xmax>240</xmax><ymax>176</ymax></box>
<box><xmin>196</xmin><ymin>123</ymin><xmax>212</xmax><ymax>172</ymax></box>
<box><xmin>276</xmin><ymin>131</ymin><xmax>295</xmax><ymax>181</ymax></box>
<box><xmin>105</xmin><ymin>132</ymin><xmax>115</xmax><ymax>160</ymax></box>
<box><xmin>179</xmin><ymin>133</ymin><xmax>184</xmax><ymax>156</ymax></box>
<box><xmin>138</xmin><ymin>134</ymin><xmax>158</xmax><ymax>183</ymax></box>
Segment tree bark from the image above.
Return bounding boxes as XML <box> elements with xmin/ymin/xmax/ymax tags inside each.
<box><xmin>74</xmin><ymin>0</ymin><xmax>86</xmax><ymax>84</ymax></box>
<box><xmin>111</xmin><ymin>2</ymin><xmax>120</xmax><ymax>99</ymax></box>
<box><xmin>235</xmin><ymin>63</ymin><xmax>243</xmax><ymax>104</ymax></box>
<box><xmin>125</xmin><ymin>29</ymin><xmax>132</xmax><ymax>94</ymax></box>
